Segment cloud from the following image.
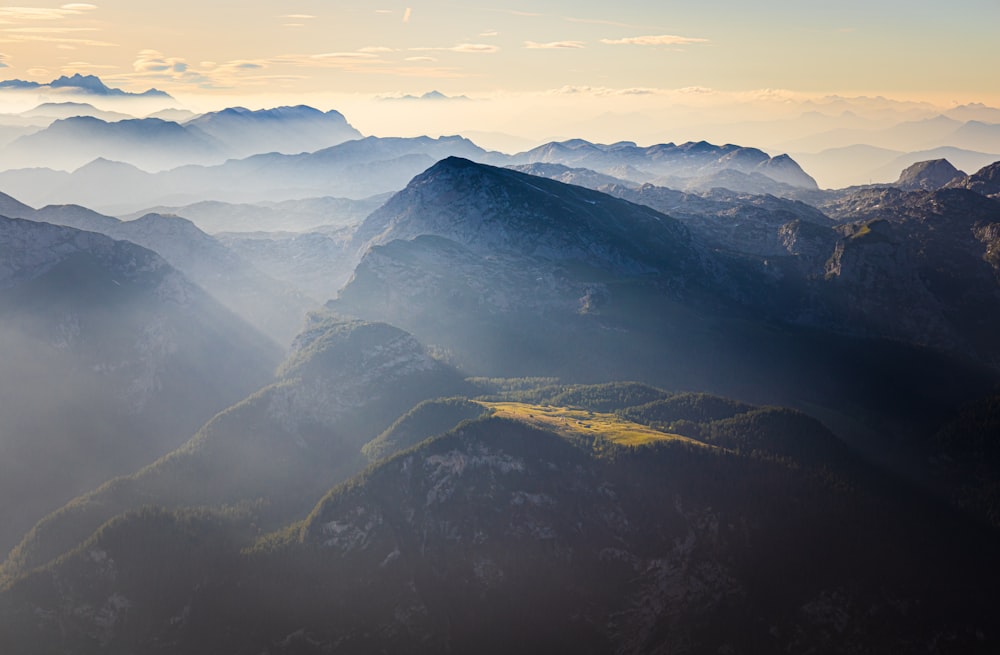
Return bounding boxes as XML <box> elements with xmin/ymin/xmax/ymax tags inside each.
<box><xmin>0</xmin><ymin>52</ymin><xmax>9</xmax><ymax>68</ymax></box>
<box><xmin>0</xmin><ymin>5</ymin><xmax>96</xmax><ymax>21</ymax></box>
<box><xmin>525</xmin><ymin>40</ymin><xmax>585</xmax><ymax>50</ymax></box>
<box><xmin>0</xmin><ymin>4</ymin><xmax>106</xmax><ymax>46</ymax></box>
<box><xmin>309</xmin><ymin>52</ymin><xmax>379</xmax><ymax>61</ymax></box>
<box><xmin>548</xmin><ymin>85</ymin><xmax>609</xmax><ymax>95</ymax></box>
<box><xmin>134</xmin><ymin>49</ymin><xmax>190</xmax><ymax>75</ymax></box>
<box><xmin>485</xmin><ymin>9</ymin><xmax>542</xmax><ymax>17</ymax></box>
<box><xmin>3</xmin><ymin>27</ymin><xmax>98</xmax><ymax>33</ymax></box>
<box><xmin>271</xmin><ymin>51</ymin><xmax>386</xmax><ymax>73</ymax></box>
<box><xmin>280</xmin><ymin>14</ymin><xmax>315</xmax><ymax>19</ymax></box>
<box><xmin>677</xmin><ymin>86</ymin><xmax>715</xmax><ymax>95</ymax></box>
<box><xmin>359</xmin><ymin>46</ymin><xmax>394</xmax><ymax>53</ymax></box>
<box><xmin>60</xmin><ymin>59</ymin><xmax>116</xmax><ymax>70</ymax></box>
<box><xmin>405</xmin><ymin>56</ymin><xmax>436</xmax><ymax>62</ymax></box>
<box><xmin>600</xmin><ymin>34</ymin><xmax>708</xmax><ymax>46</ymax></box>
<box><xmin>546</xmin><ymin>85</ymin><xmax>670</xmax><ymax>97</ymax></box>
<box><xmin>403</xmin><ymin>7</ymin><xmax>411</xmax><ymax>23</ymax></box>
<box><xmin>374</xmin><ymin>9</ymin><xmax>392</xmax><ymax>14</ymax></box>
<box><xmin>0</xmin><ymin>33</ymin><xmax>115</xmax><ymax>46</ymax></box>
<box><xmin>129</xmin><ymin>50</ymin><xmax>273</xmax><ymax>89</ymax></box>
<box><xmin>565</xmin><ymin>17</ymin><xmax>647</xmax><ymax>29</ymax></box>
<box><xmin>480</xmin><ymin>30</ymin><xmax>498</xmax><ymax>37</ymax></box>
<box><xmin>411</xmin><ymin>43</ymin><xmax>499</xmax><ymax>54</ymax></box>
<box><xmin>451</xmin><ymin>43</ymin><xmax>497</xmax><ymax>53</ymax></box>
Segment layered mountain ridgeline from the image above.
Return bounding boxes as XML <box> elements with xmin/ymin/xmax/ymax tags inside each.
<box><xmin>332</xmin><ymin>157</ymin><xmax>725</xmax><ymax>377</ymax></box>
<box><xmin>216</xmin><ymin>229</ymin><xmax>359</xmax><ymax>303</ymax></box>
<box><xmin>515</xmin><ymin>158</ymin><xmax>1000</xmax><ymax>370</ymax></box>
<box><xmin>511</xmin><ymin>161</ymin><xmax>835</xmax><ymax>257</ymax></box>
<box><xmin>0</xmin><ymin>135</ymin><xmax>816</xmax><ymax>214</ymax></box>
<box><xmin>122</xmin><ymin>194</ymin><xmax>388</xmax><ymax>234</ymax></box>
<box><xmin>0</xmin><ymin>314</ymin><xmax>465</xmax><ymax>583</ymax></box>
<box><xmin>183</xmin><ymin>106</ymin><xmax>363</xmax><ymax>159</ymax></box>
<box><xmin>0</xmin><ymin>215</ymin><xmax>278</xmax><ymax>553</ymax></box>
<box><xmin>0</xmin><ymin>116</ymin><xmax>223</xmax><ymax>172</ymax></box>
<box><xmin>330</xmin><ymin>158</ymin><xmax>997</xmax><ymax>452</ymax></box>
<box><xmin>507</xmin><ymin>139</ymin><xmax>819</xmax><ymax>195</ymax></box>
<box><xmin>0</xmin><ymin>73</ymin><xmax>171</xmax><ymax>99</ymax></box>
<box><xmin>1</xmin><ymin>381</ymin><xmax>995</xmax><ymax>654</ymax></box>
<box><xmin>2</xmin><ymin>196</ymin><xmax>313</xmax><ymax>343</ymax></box>
<box><xmin>0</xmin><ymin>105</ymin><xmax>362</xmax><ymax>172</ymax></box>
<box><xmin>0</xmin><ymin>135</ymin><xmax>493</xmax><ymax>212</ymax></box>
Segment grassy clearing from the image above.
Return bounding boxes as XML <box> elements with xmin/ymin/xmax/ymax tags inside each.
<box><xmin>478</xmin><ymin>401</ymin><xmax>707</xmax><ymax>448</ymax></box>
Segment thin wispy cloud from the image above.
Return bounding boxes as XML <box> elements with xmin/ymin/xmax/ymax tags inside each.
<box><xmin>134</xmin><ymin>49</ymin><xmax>190</xmax><ymax>75</ymax></box>
<box><xmin>0</xmin><ymin>52</ymin><xmax>9</xmax><ymax>68</ymax></box>
<box><xmin>0</xmin><ymin>5</ymin><xmax>97</xmax><ymax>22</ymax></box>
<box><xmin>0</xmin><ymin>4</ymin><xmax>105</xmax><ymax>47</ymax></box>
<box><xmin>411</xmin><ymin>43</ymin><xmax>499</xmax><ymax>54</ymax></box>
<box><xmin>359</xmin><ymin>46</ymin><xmax>394</xmax><ymax>53</ymax></box>
<box><xmin>525</xmin><ymin>40</ymin><xmax>585</xmax><ymax>50</ymax></box>
<box><xmin>2</xmin><ymin>26</ymin><xmax>98</xmax><ymax>33</ymax></box>
<box><xmin>60</xmin><ymin>59</ymin><xmax>116</xmax><ymax>70</ymax></box>
<box><xmin>0</xmin><ymin>33</ymin><xmax>114</xmax><ymax>46</ymax></box>
<box><xmin>280</xmin><ymin>14</ymin><xmax>315</xmax><ymax>19</ymax></box>
<box><xmin>308</xmin><ymin>52</ymin><xmax>378</xmax><ymax>62</ymax></box>
<box><xmin>405</xmin><ymin>56</ymin><xmax>436</xmax><ymax>62</ymax></box>
<box><xmin>600</xmin><ymin>34</ymin><xmax>708</xmax><ymax>46</ymax></box>
<box><xmin>677</xmin><ymin>86</ymin><xmax>715</xmax><ymax>95</ymax></box>
<box><xmin>565</xmin><ymin>17</ymin><xmax>649</xmax><ymax>29</ymax></box>
<box><xmin>129</xmin><ymin>50</ymin><xmax>281</xmax><ymax>89</ymax></box>
<box><xmin>480</xmin><ymin>30</ymin><xmax>498</xmax><ymax>37</ymax></box>
<box><xmin>547</xmin><ymin>85</ymin><xmax>669</xmax><ymax>97</ymax></box>
<box><xmin>485</xmin><ymin>9</ymin><xmax>543</xmax><ymax>17</ymax></box>
<box><xmin>403</xmin><ymin>7</ymin><xmax>412</xmax><ymax>23</ymax></box>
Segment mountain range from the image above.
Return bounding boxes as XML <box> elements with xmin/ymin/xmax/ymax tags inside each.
<box><xmin>0</xmin><ymin>105</ymin><xmax>363</xmax><ymax>172</ymax></box>
<box><xmin>1</xmin><ymin>102</ymin><xmax>1000</xmax><ymax>653</ymax></box>
<box><xmin>0</xmin><ymin>74</ymin><xmax>171</xmax><ymax>99</ymax></box>
<box><xmin>0</xmin><ymin>132</ymin><xmax>818</xmax><ymax>214</ymax></box>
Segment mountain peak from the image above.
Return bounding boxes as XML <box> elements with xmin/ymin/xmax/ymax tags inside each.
<box><xmin>50</xmin><ymin>73</ymin><xmax>110</xmax><ymax>93</ymax></box>
<box><xmin>352</xmin><ymin>157</ymin><xmax>692</xmax><ymax>276</ymax></box>
<box><xmin>896</xmin><ymin>159</ymin><xmax>966</xmax><ymax>191</ymax></box>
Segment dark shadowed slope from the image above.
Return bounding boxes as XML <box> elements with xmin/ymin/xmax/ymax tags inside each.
<box><xmin>0</xmin><ymin>215</ymin><xmax>279</xmax><ymax>553</ymax></box>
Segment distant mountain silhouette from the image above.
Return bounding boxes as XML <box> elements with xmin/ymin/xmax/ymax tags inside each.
<box><xmin>0</xmin><ymin>73</ymin><xmax>170</xmax><ymax>98</ymax></box>
<box><xmin>184</xmin><ymin>105</ymin><xmax>362</xmax><ymax>158</ymax></box>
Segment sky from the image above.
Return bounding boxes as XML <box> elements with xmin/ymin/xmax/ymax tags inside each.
<box><xmin>0</xmin><ymin>1</ymin><xmax>997</xmax><ymax>147</ymax></box>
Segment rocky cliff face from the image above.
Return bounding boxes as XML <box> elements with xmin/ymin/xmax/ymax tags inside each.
<box><xmin>948</xmin><ymin>160</ymin><xmax>1000</xmax><ymax>197</ymax></box>
<box><xmin>814</xmin><ymin>188</ymin><xmax>1000</xmax><ymax>363</ymax></box>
